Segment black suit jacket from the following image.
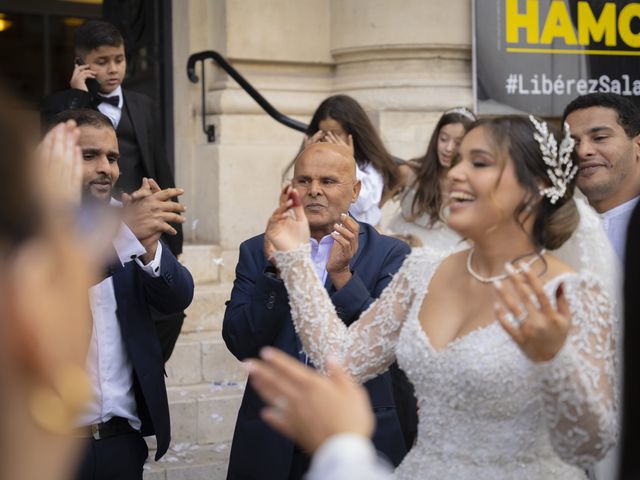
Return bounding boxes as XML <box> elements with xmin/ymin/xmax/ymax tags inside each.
<box><xmin>110</xmin><ymin>241</ymin><xmax>194</xmax><ymax>459</ymax></box>
<box><xmin>41</xmin><ymin>88</ymin><xmax>183</xmax><ymax>256</ymax></box>
<box><xmin>620</xmin><ymin>201</ymin><xmax>640</xmax><ymax>479</ymax></box>
<box><xmin>222</xmin><ymin>222</ymin><xmax>410</xmax><ymax>479</ymax></box>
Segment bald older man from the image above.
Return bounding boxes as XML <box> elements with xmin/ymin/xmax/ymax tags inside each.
<box><xmin>223</xmin><ymin>144</ymin><xmax>409</xmax><ymax>480</ymax></box>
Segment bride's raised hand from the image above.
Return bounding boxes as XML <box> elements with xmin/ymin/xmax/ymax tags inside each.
<box><xmin>493</xmin><ymin>263</ymin><xmax>571</xmax><ymax>362</ymax></box>
<box><xmin>265</xmin><ymin>185</ymin><xmax>310</xmax><ymax>253</ymax></box>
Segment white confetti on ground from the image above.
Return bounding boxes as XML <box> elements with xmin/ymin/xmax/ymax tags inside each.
<box><xmin>209</xmin><ymin>380</ymin><xmax>243</xmax><ymax>391</ymax></box>
<box><xmin>210</xmin><ymin>413</ymin><xmax>223</xmax><ymax>423</ymax></box>
<box><xmin>171</xmin><ymin>442</ymin><xmax>191</xmax><ymax>453</ymax></box>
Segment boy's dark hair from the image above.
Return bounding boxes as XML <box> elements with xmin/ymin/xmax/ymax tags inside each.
<box><xmin>74</xmin><ymin>20</ymin><xmax>124</xmax><ymax>56</ymax></box>
<box><xmin>49</xmin><ymin>109</ymin><xmax>115</xmax><ymax>132</ymax></box>
<box><xmin>562</xmin><ymin>93</ymin><xmax>640</xmax><ymax>138</ymax></box>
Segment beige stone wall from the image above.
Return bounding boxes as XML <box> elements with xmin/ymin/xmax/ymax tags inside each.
<box><xmin>172</xmin><ymin>0</ymin><xmax>473</xmax><ymax>276</ymax></box>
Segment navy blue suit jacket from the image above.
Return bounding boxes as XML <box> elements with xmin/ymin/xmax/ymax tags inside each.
<box><xmin>110</xmin><ymin>242</ymin><xmax>194</xmax><ymax>459</ymax></box>
<box><xmin>223</xmin><ymin>222</ymin><xmax>410</xmax><ymax>479</ymax></box>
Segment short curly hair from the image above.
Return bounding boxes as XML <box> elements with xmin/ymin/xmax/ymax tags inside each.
<box><xmin>562</xmin><ymin>93</ymin><xmax>640</xmax><ymax>138</ymax></box>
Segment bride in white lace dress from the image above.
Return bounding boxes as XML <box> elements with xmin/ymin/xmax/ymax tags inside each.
<box><xmin>264</xmin><ymin>116</ymin><xmax>619</xmax><ymax>479</ymax></box>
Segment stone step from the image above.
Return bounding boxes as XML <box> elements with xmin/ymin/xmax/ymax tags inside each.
<box><xmin>179</xmin><ymin>244</ymin><xmax>224</xmax><ymax>285</ymax></box>
<box><xmin>179</xmin><ymin>243</ymin><xmax>240</xmax><ymax>285</ymax></box>
<box><xmin>165</xmin><ymin>331</ymin><xmax>246</xmax><ymax>387</ymax></box>
<box><xmin>166</xmin><ymin>382</ymin><xmax>244</xmax><ymax>446</ymax></box>
<box><xmin>182</xmin><ymin>282</ymin><xmax>233</xmax><ymax>334</ymax></box>
<box><xmin>143</xmin><ymin>442</ymin><xmax>230</xmax><ymax>480</ymax></box>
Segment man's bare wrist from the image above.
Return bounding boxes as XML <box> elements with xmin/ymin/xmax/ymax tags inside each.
<box><xmin>328</xmin><ymin>265</ymin><xmax>350</xmax><ymax>275</ymax></box>
<box><xmin>329</xmin><ymin>268</ymin><xmax>351</xmax><ymax>289</ymax></box>
<box><xmin>140</xmin><ymin>241</ymin><xmax>158</xmax><ymax>264</ymax></box>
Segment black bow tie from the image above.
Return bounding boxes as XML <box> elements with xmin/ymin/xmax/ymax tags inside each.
<box><xmin>95</xmin><ymin>95</ymin><xmax>120</xmax><ymax>107</ymax></box>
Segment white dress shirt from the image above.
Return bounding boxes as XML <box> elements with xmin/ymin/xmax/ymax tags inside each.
<box><xmin>298</xmin><ymin>234</ymin><xmax>335</xmax><ymax>366</ymax></box>
<box><xmin>310</xmin><ymin>235</ymin><xmax>335</xmax><ymax>285</ymax></box>
<box><xmin>79</xmin><ymin>222</ymin><xmax>163</xmax><ymax>429</ymax></box>
<box><xmin>97</xmin><ymin>85</ymin><xmax>123</xmax><ymax>128</ymax></box>
<box><xmin>600</xmin><ymin>196</ymin><xmax>639</xmax><ymax>261</ymax></box>
<box><xmin>306</xmin><ymin>434</ymin><xmax>393</xmax><ymax>480</ymax></box>
<box><xmin>349</xmin><ymin>163</ymin><xmax>384</xmax><ymax>226</ymax></box>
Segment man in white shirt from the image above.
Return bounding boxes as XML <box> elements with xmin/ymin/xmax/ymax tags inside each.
<box><xmin>50</xmin><ymin>108</ymin><xmax>194</xmax><ymax>480</ymax></box>
<box><xmin>41</xmin><ymin>19</ymin><xmax>185</xmax><ymax>362</ymax></box>
<box><xmin>563</xmin><ymin>93</ymin><xmax>640</xmax><ymax>261</ymax></box>
<box><xmin>564</xmin><ymin>93</ymin><xmax>640</xmax><ymax>479</ymax></box>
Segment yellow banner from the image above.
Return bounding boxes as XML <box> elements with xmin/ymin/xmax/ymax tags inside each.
<box><xmin>506</xmin><ymin>0</ymin><xmax>640</xmax><ymax>53</ymax></box>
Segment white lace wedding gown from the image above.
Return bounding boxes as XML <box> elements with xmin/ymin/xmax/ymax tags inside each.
<box><xmin>273</xmin><ymin>245</ymin><xmax>618</xmax><ymax>479</ymax></box>
<box><xmin>386</xmin><ymin>189</ymin><xmax>462</xmax><ymax>251</ymax></box>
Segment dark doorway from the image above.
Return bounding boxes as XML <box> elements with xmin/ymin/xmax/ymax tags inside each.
<box><xmin>0</xmin><ymin>0</ymin><xmax>174</xmax><ymax>168</ymax></box>
<box><xmin>103</xmin><ymin>0</ymin><xmax>174</xmax><ymax>168</ymax></box>
<box><xmin>0</xmin><ymin>0</ymin><xmax>102</xmax><ymax>106</ymax></box>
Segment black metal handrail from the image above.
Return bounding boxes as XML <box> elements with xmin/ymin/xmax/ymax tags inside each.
<box><xmin>186</xmin><ymin>50</ymin><xmax>308</xmax><ymax>142</ymax></box>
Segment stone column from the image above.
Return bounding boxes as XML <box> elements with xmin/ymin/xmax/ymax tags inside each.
<box><xmin>173</xmin><ymin>0</ymin><xmax>334</xmax><ymax>277</ymax></box>
<box><xmin>330</xmin><ymin>0</ymin><xmax>473</xmax><ymax>158</ymax></box>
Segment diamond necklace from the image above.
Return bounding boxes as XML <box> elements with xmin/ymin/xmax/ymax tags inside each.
<box><xmin>466</xmin><ymin>247</ymin><xmax>547</xmax><ymax>284</ymax></box>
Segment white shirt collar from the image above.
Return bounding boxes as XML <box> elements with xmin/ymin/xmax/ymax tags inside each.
<box><xmin>98</xmin><ymin>85</ymin><xmax>123</xmax><ymax>109</ymax></box>
<box><xmin>601</xmin><ymin>195</ymin><xmax>640</xmax><ymax>219</ymax></box>
<box><xmin>310</xmin><ymin>234</ymin><xmax>334</xmax><ymax>248</ymax></box>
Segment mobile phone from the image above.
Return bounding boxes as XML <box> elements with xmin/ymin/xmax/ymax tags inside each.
<box><xmin>75</xmin><ymin>57</ymin><xmax>101</xmax><ymax>96</ymax></box>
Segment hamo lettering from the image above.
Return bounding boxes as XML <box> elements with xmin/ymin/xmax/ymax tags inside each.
<box><xmin>506</xmin><ymin>0</ymin><xmax>640</xmax><ymax>49</ymax></box>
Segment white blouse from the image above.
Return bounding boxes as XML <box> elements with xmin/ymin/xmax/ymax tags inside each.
<box><xmin>349</xmin><ymin>163</ymin><xmax>384</xmax><ymax>226</ymax></box>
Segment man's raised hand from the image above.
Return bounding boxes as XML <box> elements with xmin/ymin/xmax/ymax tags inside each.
<box><xmin>326</xmin><ymin>213</ymin><xmax>359</xmax><ymax>290</ymax></box>
<box><xmin>265</xmin><ymin>185</ymin><xmax>310</xmax><ymax>254</ymax></box>
<box><xmin>123</xmin><ymin>177</ymin><xmax>186</xmax><ymax>262</ymax></box>
<box><xmin>264</xmin><ymin>184</ymin><xmax>293</xmax><ymax>262</ymax></box>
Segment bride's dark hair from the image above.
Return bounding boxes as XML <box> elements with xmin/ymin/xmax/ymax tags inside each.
<box><xmin>470</xmin><ymin>115</ymin><xmax>579</xmax><ymax>250</ymax></box>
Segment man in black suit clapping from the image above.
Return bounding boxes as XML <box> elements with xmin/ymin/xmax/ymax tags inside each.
<box><xmin>49</xmin><ymin>108</ymin><xmax>193</xmax><ymax>480</ymax></box>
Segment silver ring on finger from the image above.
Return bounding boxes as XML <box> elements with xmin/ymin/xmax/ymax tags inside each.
<box><xmin>273</xmin><ymin>395</ymin><xmax>288</xmax><ymax>413</ymax></box>
<box><xmin>515</xmin><ymin>309</ymin><xmax>529</xmax><ymax>324</ymax></box>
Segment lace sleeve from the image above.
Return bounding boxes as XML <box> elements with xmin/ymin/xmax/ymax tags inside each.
<box><xmin>273</xmin><ymin>244</ymin><xmax>424</xmax><ymax>383</ymax></box>
<box><xmin>538</xmin><ymin>274</ymin><xmax>619</xmax><ymax>469</ymax></box>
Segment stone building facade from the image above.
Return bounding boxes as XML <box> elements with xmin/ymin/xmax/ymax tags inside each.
<box><xmin>172</xmin><ymin>0</ymin><xmax>473</xmax><ymax>274</ymax></box>
<box><xmin>150</xmin><ymin>3</ymin><xmax>473</xmax><ymax>475</ymax></box>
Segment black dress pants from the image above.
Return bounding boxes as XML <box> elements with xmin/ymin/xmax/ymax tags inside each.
<box><xmin>287</xmin><ymin>446</ymin><xmax>311</xmax><ymax>480</ymax></box>
<box><xmin>74</xmin><ymin>431</ymin><xmax>149</xmax><ymax>480</ymax></box>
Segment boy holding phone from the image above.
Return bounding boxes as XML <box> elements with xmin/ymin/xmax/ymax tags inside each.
<box><xmin>42</xmin><ymin>20</ymin><xmax>185</xmax><ymax>361</ymax></box>
<box><xmin>43</xmin><ymin>21</ymin><xmax>174</xmax><ymax>208</ymax></box>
